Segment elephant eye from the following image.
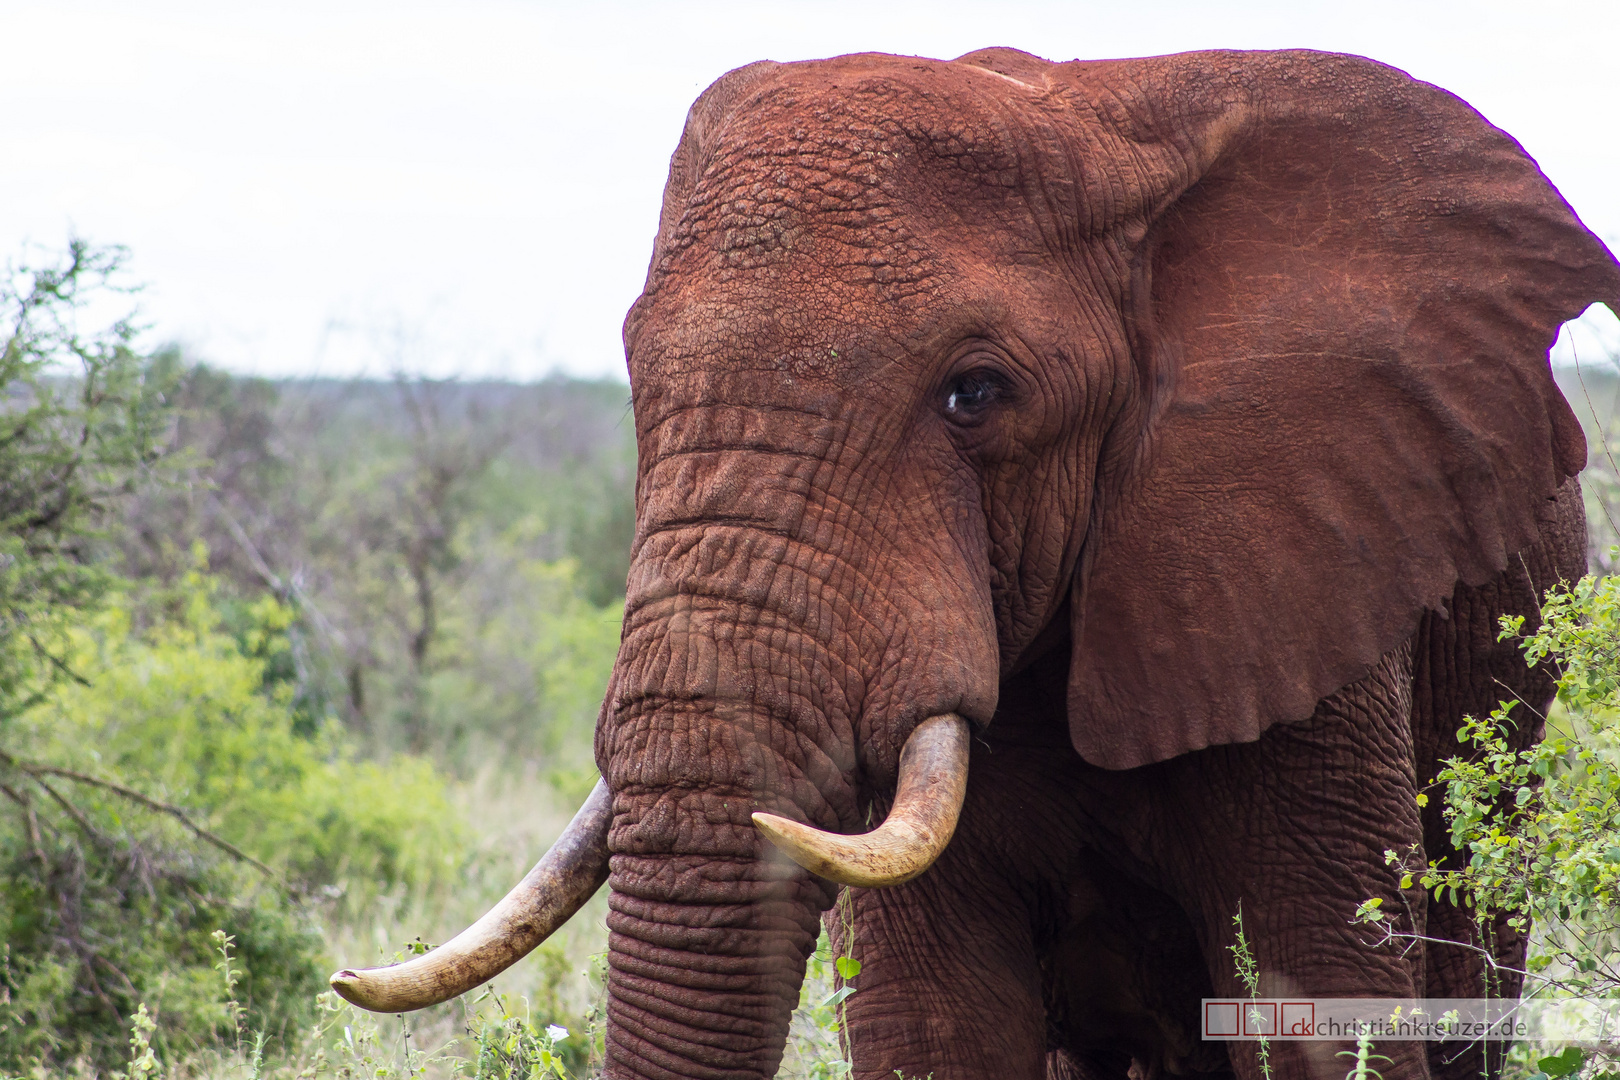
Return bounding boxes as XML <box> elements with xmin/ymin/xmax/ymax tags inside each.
<box><xmin>943</xmin><ymin>370</ymin><xmax>1004</xmax><ymax>420</ymax></box>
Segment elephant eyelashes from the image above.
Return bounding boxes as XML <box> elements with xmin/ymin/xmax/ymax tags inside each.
<box><xmin>943</xmin><ymin>370</ymin><xmax>1005</xmax><ymax>421</ymax></box>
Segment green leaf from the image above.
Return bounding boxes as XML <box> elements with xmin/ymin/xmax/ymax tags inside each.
<box><xmin>1537</xmin><ymin>1047</ymin><xmax>1585</xmax><ymax>1078</ymax></box>
<box><xmin>834</xmin><ymin>955</ymin><xmax>862</xmax><ymax>980</ymax></box>
<box><xmin>819</xmin><ymin>985</ymin><xmax>856</xmax><ymax>1009</ymax></box>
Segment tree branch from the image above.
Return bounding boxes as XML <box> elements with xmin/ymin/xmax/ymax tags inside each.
<box><xmin>0</xmin><ymin>748</ymin><xmax>278</xmax><ymax>880</ymax></box>
<box><xmin>30</xmin><ymin>772</ymin><xmax>109</xmax><ymax>848</ymax></box>
<box><xmin>0</xmin><ymin>781</ymin><xmax>46</xmax><ymax>865</ymax></box>
<box><xmin>205</xmin><ymin>487</ymin><xmax>346</xmax><ymax>649</ymax></box>
<box><xmin>27</xmin><ymin>632</ymin><xmax>92</xmax><ymax>687</ymax></box>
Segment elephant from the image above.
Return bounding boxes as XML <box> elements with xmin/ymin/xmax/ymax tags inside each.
<box><xmin>331</xmin><ymin>47</ymin><xmax>1620</xmax><ymax>1080</ymax></box>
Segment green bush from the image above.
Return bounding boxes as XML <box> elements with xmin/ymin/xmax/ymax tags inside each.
<box><xmin>1383</xmin><ymin>568</ymin><xmax>1620</xmax><ymax>996</ymax></box>
<box><xmin>0</xmin><ymin>570</ymin><xmax>467</xmax><ymax>1073</ymax></box>
<box><xmin>1356</xmin><ymin>558</ymin><xmax>1620</xmax><ymax>1078</ymax></box>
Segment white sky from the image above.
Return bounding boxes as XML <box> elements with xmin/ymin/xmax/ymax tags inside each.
<box><xmin>2</xmin><ymin>0</ymin><xmax>1616</xmax><ymax>381</ymax></box>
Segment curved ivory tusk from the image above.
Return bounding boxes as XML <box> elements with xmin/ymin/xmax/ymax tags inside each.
<box><xmin>752</xmin><ymin>713</ymin><xmax>969</xmax><ymax>888</ymax></box>
<box><xmin>330</xmin><ymin>778</ymin><xmax>612</xmax><ymax>1013</ymax></box>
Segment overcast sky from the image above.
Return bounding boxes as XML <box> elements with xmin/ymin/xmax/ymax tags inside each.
<box><xmin>3</xmin><ymin>0</ymin><xmax>1616</xmax><ymax>381</ymax></box>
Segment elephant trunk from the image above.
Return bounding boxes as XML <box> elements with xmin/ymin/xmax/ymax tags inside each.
<box><xmin>598</xmin><ymin>634</ymin><xmax>849</xmax><ymax>1078</ymax></box>
<box><xmin>596</xmin><ymin>510</ymin><xmax>868</xmax><ymax>1076</ymax></box>
<box><xmin>603</xmin><ymin>847</ymin><xmax>828</xmax><ymax>1079</ymax></box>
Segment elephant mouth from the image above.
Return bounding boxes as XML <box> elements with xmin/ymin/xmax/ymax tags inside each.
<box><xmin>328</xmin><ymin>712</ymin><xmax>971</xmax><ymax>1014</ymax></box>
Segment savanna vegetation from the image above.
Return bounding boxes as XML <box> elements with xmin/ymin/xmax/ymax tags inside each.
<box><xmin>0</xmin><ymin>241</ymin><xmax>860</xmax><ymax>1079</ymax></box>
<box><xmin>4</xmin><ymin>240</ymin><xmax>1620</xmax><ymax>1079</ymax></box>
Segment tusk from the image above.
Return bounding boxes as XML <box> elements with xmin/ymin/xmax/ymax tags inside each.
<box><xmin>752</xmin><ymin>713</ymin><xmax>969</xmax><ymax>888</ymax></box>
<box><xmin>330</xmin><ymin>778</ymin><xmax>612</xmax><ymax>1013</ymax></box>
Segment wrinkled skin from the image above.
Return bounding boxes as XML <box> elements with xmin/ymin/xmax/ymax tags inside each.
<box><xmin>595</xmin><ymin>47</ymin><xmax>1620</xmax><ymax>1080</ymax></box>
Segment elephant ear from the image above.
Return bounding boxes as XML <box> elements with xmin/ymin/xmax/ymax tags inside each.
<box><xmin>1054</xmin><ymin>50</ymin><xmax>1620</xmax><ymax>769</ymax></box>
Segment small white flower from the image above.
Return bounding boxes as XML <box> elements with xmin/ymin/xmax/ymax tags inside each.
<box><xmin>546</xmin><ymin>1024</ymin><xmax>570</xmax><ymax>1041</ymax></box>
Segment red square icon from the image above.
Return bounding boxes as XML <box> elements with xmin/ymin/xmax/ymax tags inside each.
<box><xmin>1281</xmin><ymin>1002</ymin><xmax>1315</xmax><ymax>1037</ymax></box>
<box><xmin>1205</xmin><ymin>1002</ymin><xmax>1240</xmax><ymax>1037</ymax></box>
<box><xmin>1243</xmin><ymin>1001</ymin><xmax>1277</xmax><ymax>1037</ymax></box>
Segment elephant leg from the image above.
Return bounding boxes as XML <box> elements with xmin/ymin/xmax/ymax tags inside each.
<box><xmin>1037</xmin><ymin>855</ymin><xmax>1234</xmax><ymax>1079</ymax></box>
<box><xmin>1411</xmin><ymin>477</ymin><xmax>1587</xmax><ymax>1080</ymax></box>
<box><xmin>1146</xmin><ymin>645</ymin><xmax>1432</xmax><ymax>1080</ymax></box>
<box><xmin>836</xmin><ymin>813</ymin><xmax>1050</xmax><ymax>1080</ymax></box>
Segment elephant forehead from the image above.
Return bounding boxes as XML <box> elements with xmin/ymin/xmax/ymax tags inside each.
<box><xmin>656</xmin><ymin>73</ymin><xmax>1051</xmax><ymax>288</ymax></box>
<box><xmin>705</xmin><ymin>142</ymin><xmax>971</xmax><ymax>252</ymax></box>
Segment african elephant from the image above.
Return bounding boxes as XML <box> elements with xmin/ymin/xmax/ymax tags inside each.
<box><xmin>332</xmin><ymin>47</ymin><xmax>1620</xmax><ymax>1080</ymax></box>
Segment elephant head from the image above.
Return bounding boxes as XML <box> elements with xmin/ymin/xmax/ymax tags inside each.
<box><xmin>333</xmin><ymin>47</ymin><xmax>1620</xmax><ymax>1078</ymax></box>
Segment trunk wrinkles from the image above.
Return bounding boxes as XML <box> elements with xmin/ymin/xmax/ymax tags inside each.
<box><xmin>599</xmin><ymin>509</ymin><xmax>871</xmax><ymax>1078</ymax></box>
